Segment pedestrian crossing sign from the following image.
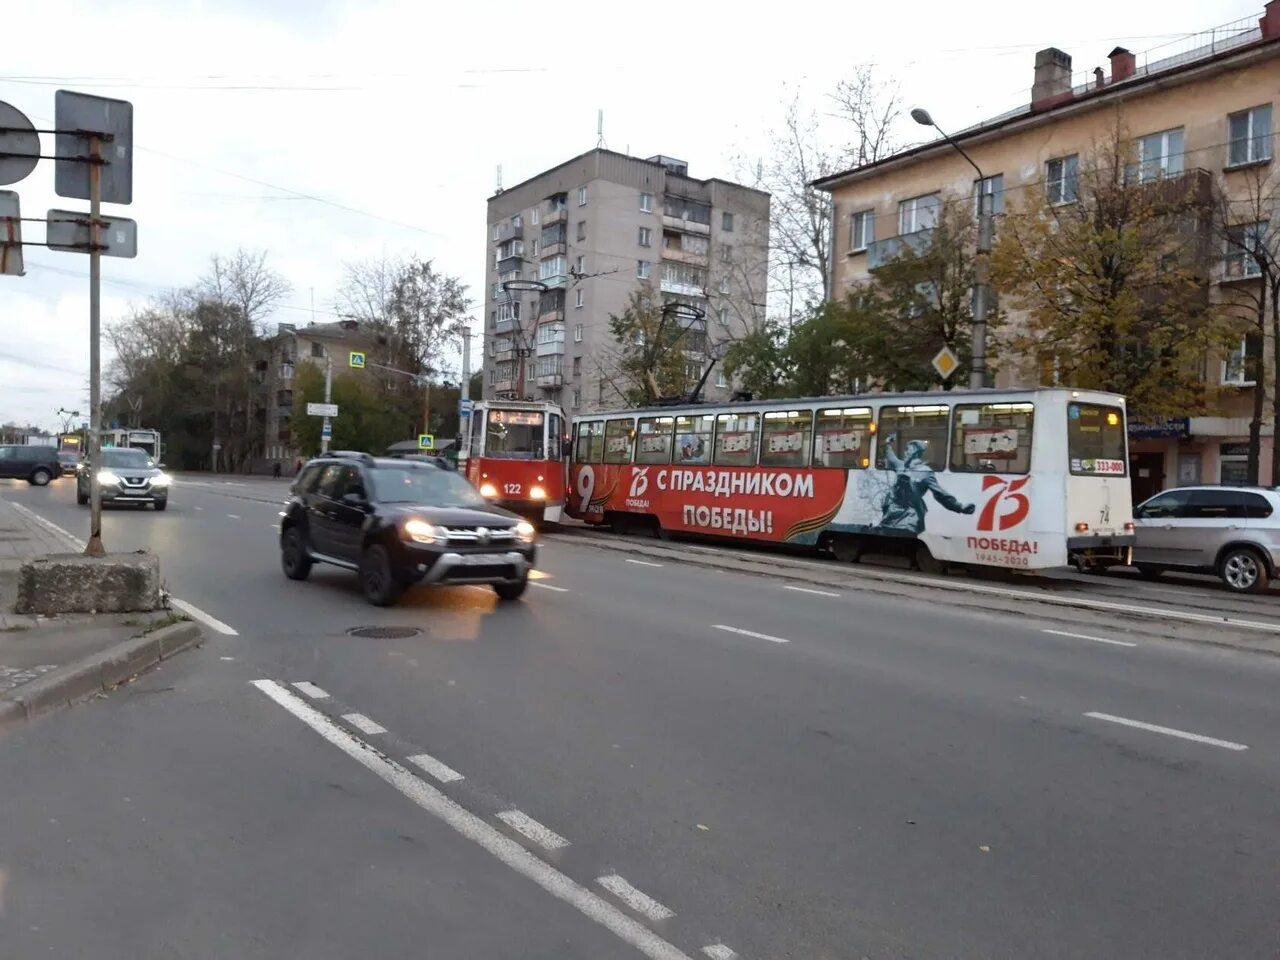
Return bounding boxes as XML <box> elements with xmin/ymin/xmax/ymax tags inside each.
<box><xmin>418</xmin><ymin>434</ymin><xmax>435</xmax><ymax>450</ymax></box>
<box><xmin>349</xmin><ymin>351</ymin><xmax>366</xmax><ymax>369</ymax></box>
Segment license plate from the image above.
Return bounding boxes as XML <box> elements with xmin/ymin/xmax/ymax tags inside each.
<box><xmin>456</xmin><ymin>553</ymin><xmax>509</xmax><ymax>566</ymax></box>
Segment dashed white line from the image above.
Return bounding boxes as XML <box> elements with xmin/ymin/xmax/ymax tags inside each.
<box><xmin>701</xmin><ymin>945</ymin><xmax>738</xmax><ymax>960</ymax></box>
<box><xmin>530</xmin><ymin>581</ymin><xmax>569</xmax><ymax>593</ymax></box>
<box><xmin>249</xmin><ymin>681</ymin><xmax>695</xmax><ymax>960</ymax></box>
<box><xmin>1084</xmin><ymin>712</ymin><xmax>1248</xmax><ymax>751</ymax></box>
<box><xmin>497</xmin><ymin>809</ymin><xmax>570</xmax><ymax>850</ymax></box>
<box><xmin>596</xmin><ymin>874</ymin><xmax>676</xmax><ymax>921</ymax></box>
<box><xmin>783</xmin><ymin>585</ymin><xmax>840</xmax><ymax>598</ymax></box>
<box><xmin>194</xmin><ymin>505</ymin><xmax>203</xmax><ymax>511</ymax></box>
<box><xmin>1043</xmin><ymin>628</ymin><xmax>1136</xmax><ymax>648</ymax></box>
<box><xmin>625</xmin><ymin>558</ymin><xmax>664</xmax><ymax>567</ymax></box>
<box><xmin>711</xmin><ymin>624</ymin><xmax>790</xmax><ymax>644</ymax></box>
<box><xmin>227</xmin><ymin>514</ymin><xmax>241</xmax><ymax>520</ymax></box>
<box><xmin>168</xmin><ymin>597</ymin><xmax>239</xmax><ymax>636</ymax></box>
<box><xmin>291</xmin><ymin>681</ymin><xmax>330</xmax><ymax>700</ymax></box>
<box><xmin>407</xmin><ymin>752</ymin><xmax>464</xmax><ymax>783</ymax></box>
<box><xmin>341</xmin><ymin>712</ymin><xmax>386</xmax><ymax>735</ymax></box>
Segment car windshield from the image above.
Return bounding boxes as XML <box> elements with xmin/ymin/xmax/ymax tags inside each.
<box><xmin>102</xmin><ymin>448</ymin><xmax>154</xmax><ymax>469</ymax></box>
<box><xmin>369</xmin><ymin>466</ymin><xmax>488</xmax><ymax>507</ymax></box>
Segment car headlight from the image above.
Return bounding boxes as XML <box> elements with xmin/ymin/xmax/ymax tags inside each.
<box><xmin>479</xmin><ymin>482</ymin><xmax>498</xmax><ymax>497</ymax></box>
<box><xmin>529</xmin><ymin>485</ymin><xmax>546</xmax><ymax>500</ymax></box>
<box><xmin>97</xmin><ymin>470</ymin><xmax>121</xmax><ymax>484</ymax></box>
<box><xmin>514</xmin><ymin>520</ymin><xmax>536</xmax><ymax>543</ymax></box>
<box><xmin>151</xmin><ymin>473</ymin><xmax>171</xmax><ymax>486</ymax></box>
<box><xmin>404</xmin><ymin>518</ymin><xmax>445</xmax><ymax>544</ymax></box>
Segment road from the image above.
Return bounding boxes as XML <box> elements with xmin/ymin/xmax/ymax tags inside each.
<box><xmin>1</xmin><ymin>474</ymin><xmax>1278</xmax><ymax>959</ymax></box>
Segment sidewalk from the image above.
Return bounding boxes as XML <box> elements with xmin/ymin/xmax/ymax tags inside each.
<box><xmin>0</xmin><ymin>498</ymin><xmax>201</xmax><ymax>726</ymax></box>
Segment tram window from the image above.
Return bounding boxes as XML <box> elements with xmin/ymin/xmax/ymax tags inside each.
<box><xmin>876</xmin><ymin>405</ymin><xmax>950</xmax><ymax>471</ymax></box>
<box><xmin>575</xmin><ymin>421</ymin><xmax>604</xmax><ymax>463</ymax></box>
<box><xmin>760</xmin><ymin>410</ymin><xmax>812</xmax><ymax>467</ymax></box>
<box><xmin>1067</xmin><ymin>403</ymin><xmax>1127</xmax><ymax>476</ymax></box>
<box><xmin>469</xmin><ymin>408</ymin><xmax>483</xmax><ymax>455</ymax></box>
<box><xmin>814</xmin><ymin>407</ymin><xmax>872</xmax><ymax>469</ymax></box>
<box><xmin>604</xmin><ymin>419</ymin><xmax>635</xmax><ymax>464</ymax></box>
<box><xmin>548</xmin><ymin>413</ymin><xmax>563</xmax><ymax>459</ymax></box>
<box><xmin>674</xmin><ymin>414</ymin><xmax>714</xmax><ymax>465</ymax></box>
<box><xmin>636</xmin><ymin>417</ymin><xmax>675</xmax><ymax>464</ymax></box>
<box><xmin>951</xmin><ymin>403</ymin><xmax>1034</xmax><ymax>474</ymax></box>
<box><xmin>486</xmin><ymin>409</ymin><xmax>545</xmax><ymax>460</ymax></box>
<box><xmin>714</xmin><ymin>412</ymin><xmax>758</xmax><ymax>466</ymax></box>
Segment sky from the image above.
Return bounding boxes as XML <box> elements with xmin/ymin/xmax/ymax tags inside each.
<box><xmin>0</xmin><ymin>0</ymin><xmax>1263</xmax><ymax>431</ymax></box>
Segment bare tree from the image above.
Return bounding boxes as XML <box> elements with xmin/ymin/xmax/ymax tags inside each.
<box><xmin>335</xmin><ymin>255</ymin><xmax>401</xmax><ymax>328</ymax></box>
<box><xmin>198</xmin><ymin>248</ymin><xmax>292</xmax><ymax>334</ymax></box>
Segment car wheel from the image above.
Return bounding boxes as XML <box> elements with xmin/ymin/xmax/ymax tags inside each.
<box><xmin>360</xmin><ymin>544</ymin><xmax>404</xmax><ymax>606</ymax></box>
<box><xmin>153</xmin><ymin>500</ymin><xmax>168</xmax><ymax>512</ymax></box>
<box><xmin>76</xmin><ymin>489</ymin><xmax>89</xmax><ymax>505</ymax></box>
<box><xmin>1219</xmin><ymin>547</ymin><xmax>1269</xmax><ymax>594</ymax></box>
<box><xmin>493</xmin><ymin>577</ymin><xmax>528</xmax><ymax>601</ymax></box>
<box><xmin>280</xmin><ymin>528</ymin><xmax>312</xmax><ymax>581</ymax></box>
<box><xmin>1136</xmin><ymin>563</ymin><xmax>1164</xmax><ymax>579</ymax></box>
<box><xmin>29</xmin><ymin>468</ymin><xmax>52</xmax><ymax>487</ymax></box>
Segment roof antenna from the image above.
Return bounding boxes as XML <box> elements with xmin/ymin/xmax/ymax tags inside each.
<box><xmin>755</xmin><ymin>159</ymin><xmax>763</xmax><ymax>186</ymax></box>
<box><xmin>597</xmin><ymin>108</ymin><xmax>606</xmax><ymax>149</ymax></box>
<box><xmin>495</xmin><ymin>164</ymin><xmax>503</xmax><ymax>194</ymax></box>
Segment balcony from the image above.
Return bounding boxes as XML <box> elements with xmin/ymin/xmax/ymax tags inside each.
<box><xmin>492</xmin><ymin>378</ymin><xmax>516</xmax><ymax>394</ymax></box>
<box><xmin>538</xmin><ymin>290</ymin><xmax>566</xmax><ymax>322</ymax></box>
<box><xmin>496</xmin><ymin>221</ymin><xmax>523</xmax><ymax>242</ymax></box>
<box><xmin>661</xmin><ymin>246</ymin><xmax>709</xmax><ymax>266</ymax></box>
<box><xmin>1137</xmin><ymin>166</ymin><xmax>1214</xmax><ymax>210</ymax></box>
<box><xmin>539</xmin><ymin>272</ymin><xmax>568</xmax><ymax>290</ymax></box>
<box><xmin>495</xmin><ymin>317</ymin><xmax>520</xmax><ymax>334</ymax></box>
<box><xmin>662</xmin><ymin>214</ymin><xmax>711</xmax><ymax>236</ymax></box>
<box><xmin>543</xmin><ymin>205</ymin><xmax>568</xmax><ymax>226</ymax></box>
<box><xmin>539</xmin><ymin>241</ymin><xmax>567</xmax><ymax>259</ymax></box>
<box><xmin>537</xmin><ymin>373</ymin><xmax>564</xmax><ymax>389</ymax></box>
<box><xmin>867</xmin><ymin>228</ymin><xmax>936</xmax><ymax>270</ymax></box>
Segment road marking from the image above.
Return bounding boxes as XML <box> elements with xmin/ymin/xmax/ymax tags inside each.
<box><xmin>625</xmin><ymin>558</ymin><xmax>663</xmax><ymax>567</ymax></box>
<box><xmin>227</xmin><ymin>514</ymin><xmax>241</xmax><ymax>520</ymax></box>
<box><xmin>497</xmin><ymin>809</ymin><xmax>570</xmax><ymax>850</ymax></box>
<box><xmin>1084</xmin><ymin>712</ymin><xmax>1248</xmax><ymax>751</ymax></box>
<box><xmin>194</xmin><ymin>505</ymin><xmax>203</xmax><ymax>511</ymax></box>
<box><xmin>341</xmin><ymin>712</ymin><xmax>386</xmax><ymax>735</ymax></box>
<box><xmin>783</xmin><ymin>585</ymin><xmax>840</xmax><ymax>598</ymax></box>
<box><xmin>702</xmin><ymin>946</ymin><xmax>738</xmax><ymax>960</ymax></box>
<box><xmin>596</xmin><ymin>874</ymin><xmax>676</xmax><ymax>921</ymax></box>
<box><xmin>10</xmin><ymin>501</ymin><xmax>84</xmax><ymax>549</ymax></box>
<box><xmin>168</xmin><ymin>597</ymin><xmax>239</xmax><ymax>636</ymax></box>
<box><xmin>1042</xmin><ymin>628</ymin><xmax>1137</xmax><ymax>648</ymax></box>
<box><xmin>712</xmin><ymin>624</ymin><xmax>790</xmax><ymax>644</ymax></box>
<box><xmin>249</xmin><ymin>681</ymin><xmax>695</xmax><ymax>960</ymax></box>
<box><xmin>219</xmin><ymin>656</ymin><xmax>236</xmax><ymax>661</ymax></box>
<box><xmin>291</xmin><ymin>681</ymin><xmax>329</xmax><ymax>700</ymax></box>
<box><xmin>530</xmin><ymin>581</ymin><xmax>569</xmax><ymax>593</ymax></box>
<box><xmin>407</xmin><ymin>752</ymin><xmax>465</xmax><ymax>783</ymax></box>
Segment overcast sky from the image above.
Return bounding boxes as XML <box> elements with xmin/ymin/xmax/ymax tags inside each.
<box><xmin>0</xmin><ymin>0</ymin><xmax>1261</xmax><ymax>430</ymax></box>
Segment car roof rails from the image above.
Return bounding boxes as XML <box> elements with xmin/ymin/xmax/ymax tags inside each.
<box><xmin>318</xmin><ymin>450</ymin><xmax>376</xmax><ymax>465</ymax></box>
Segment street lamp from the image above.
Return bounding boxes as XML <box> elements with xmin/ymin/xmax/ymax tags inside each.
<box><xmin>912</xmin><ymin>107</ymin><xmax>993</xmax><ymax>390</ymax></box>
<box><xmin>501</xmin><ymin>278</ymin><xmax>548</xmax><ymax>400</ymax></box>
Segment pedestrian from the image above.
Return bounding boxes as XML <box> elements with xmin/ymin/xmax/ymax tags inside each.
<box><xmin>272</xmin><ymin>461</ymin><xmax>282</xmax><ymax>479</ymax></box>
<box><xmin>294</xmin><ymin>459</ymin><xmax>303</xmax><ymax>476</ymax></box>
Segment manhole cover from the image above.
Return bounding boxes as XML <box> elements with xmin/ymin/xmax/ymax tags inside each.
<box><xmin>346</xmin><ymin>626</ymin><xmax>422</xmax><ymax>639</ymax></box>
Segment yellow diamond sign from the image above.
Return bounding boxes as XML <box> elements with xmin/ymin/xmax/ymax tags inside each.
<box><xmin>932</xmin><ymin>345</ymin><xmax>960</xmax><ymax>381</ymax></box>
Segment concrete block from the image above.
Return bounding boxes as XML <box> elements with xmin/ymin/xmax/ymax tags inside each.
<box><xmin>15</xmin><ymin>551</ymin><xmax>162</xmax><ymax>615</ymax></box>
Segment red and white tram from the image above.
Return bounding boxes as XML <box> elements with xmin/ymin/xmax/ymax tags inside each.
<box><xmin>463</xmin><ymin>399</ymin><xmax>567</xmax><ymax>523</ymax></box>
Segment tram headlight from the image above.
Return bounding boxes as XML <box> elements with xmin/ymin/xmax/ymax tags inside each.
<box><xmin>479</xmin><ymin>482</ymin><xmax>498</xmax><ymax>497</ymax></box>
<box><xmin>529</xmin><ymin>485</ymin><xmax>546</xmax><ymax>500</ymax></box>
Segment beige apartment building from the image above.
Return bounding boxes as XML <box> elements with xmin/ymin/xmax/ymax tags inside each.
<box><xmin>482</xmin><ymin>149</ymin><xmax>770</xmax><ymax>412</ymax></box>
<box><xmin>816</xmin><ymin>4</ymin><xmax>1280</xmax><ymax>498</ymax></box>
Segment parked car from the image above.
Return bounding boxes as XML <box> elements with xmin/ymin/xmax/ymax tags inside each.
<box><xmin>0</xmin><ymin>445</ymin><xmax>60</xmax><ymax>486</ymax></box>
<box><xmin>76</xmin><ymin>447</ymin><xmax>171</xmax><ymax>510</ymax></box>
<box><xmin>279</xmin><ymin>451</ymin><xmax>536</xmax><ymax>606</ymax></box>
<box><xmin>1131</xmin><ymin>485</ymin><xmax>1280</xmax><ymax>593</ymax></box>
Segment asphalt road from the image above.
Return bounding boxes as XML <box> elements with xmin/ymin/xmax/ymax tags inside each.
<box><xmin>1</xmin><ymin>474</ymin><xmax>1278</xmax><ymax>959</ymax></box>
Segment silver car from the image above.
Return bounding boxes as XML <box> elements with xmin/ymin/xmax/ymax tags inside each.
<box><xmin>76</xmin><ymin>447</ymin><xmax>171</xmax><ymax>510</ymax></box>
<box><xmin>1132</xmin><ymin>485</ymin><xmax>1280</xmax><ymax>593</ymax></box>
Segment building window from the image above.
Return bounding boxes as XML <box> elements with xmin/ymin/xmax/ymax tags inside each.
<box><xmin>575</xmin><ymin>288</ymin><xmax>584</xmax><ymax>308</ymax></box>
<box><xmin>572</xmin><ymin>389</ymin><xmax>581</xmax><ymax>409</ymax></box>
<box><xmin>638</xmin><ymin>226</ymin><xmax>652</xmax><ymax>247</ymax></box>
<box><xmin>489</xmin><ymin>309</ymin><xmax>497</xmax><ymax>328</ymax></box>
<box><xmin>640</xmin><ymin>192</ymin><xmax>654</xmax><ymax>213</ymax></box>
<box><xmin>497</xmin><ymin>300</ymin><xmax>520</xmax><ymax>323</ymax></box>
<box><xmin>574</xmin><ymin>323</ymin><xmax>583</xmax><ymax>342</ymax></box>
<box><xmin>1229</xmin><ymin>105</ymin><xmax>1273</xmax><ymax>167</ymax></box>
<box><xmin>718</xmin><ymin>306</ymin><xmax>729</xmax><ymax>326</ymax></box>
<box><xmin>492</xmin><ymin>223</ymin><xmax>500</xmax><ymax>241</ymax></box>
<box><xmin>719</xmin><ymin>277</ymin><xmax>730</xmax><ymax>294</ymax></box>
<box><xmin>531</xmin><ymin>239</ymin><xmax>539</xmax><ymax>256</ymax></box>
<box><xmin>572</xmin><ymin>356</ymin><xmax>582</xmax><ymax>377</ymax></box>
<box><xmin>974</xmin><ymin>174</ymin><xmax>1004</xmax><ymax>215</ymax></box>
<box><xmin>1222</xmin><ymin>336</ymin><xmax>1254</xmax><ymax>386</ymax></box>
<box><xmin>531</xmin><ymin>206</ymin><xmax>540</xmax><ymax>225</ymax></box>
<box><xmin>578</xmin><ymin>186</ymin><xmax>588</xmax><ymax>206</ymax></box>
<box><xmin>898</xmin><ymin>193</ymin><xmax>941</xmax><ymax>234</ymax></box>
<box><xmin>512</xmin><ymin>214</ymin><xmax>522</xmax><ymax>229</ymax></box>
<box><xmin>720</xmin><ymin>244</ymin><xmax>732</xmax><ymax>262</ymax></box>
<box><xmin>1136</xmin><ymin>128</ymin><xmax>1184</xmax><ymax>182</ymax></box>
<box><xmin>716</xmin><ymin>369</ymin><xmax>728</xmax><ymax>389</ymax></box>
<box><xmin>1225</xmin><ymin>222</ymin><xmax>1266</xmax><ymax>279</ymax></box>
<box><xmin>722</xmin><ymin>211</ymin><xmax>734</xmax><ymax>232</ymax></box>
<box><xmin>849</xmin><ymin>209</ymin><xmax>874</xmax><ymax>252</ymax></box>
<box><xmin>638</xmin><ymin>260</ymin><xmax>651</xmax><ymax>279</ymax></box>
<box><xmin>577</xmin><ymin>220</ymin><xmax>586</xmax><ymax>241</ymax></box>
<box><xmin>539</xmin><ymin>255</ymin><xmax>567</xmax><ymax>281</ymax></box>
<box><xmin>1046</xmin><ymin>154</ymin><xmax>1079</xmax><ymax>204</ymax></box>
<box><xmin>310</xmin><ymin>342</ymin><xmax>325</xmax><ymax>358</ymax></box>
<box><xmin>574</xmin><ymin>255</ymin><xmax>584</xmax><ymax>273</ymax></box>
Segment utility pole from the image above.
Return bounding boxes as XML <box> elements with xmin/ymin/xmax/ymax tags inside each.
<box><xmin>460</xmin><ymin>326</ymin><xmax>472</xmax><ymax>401</ymax></box>
<box><xmin>85</xmin><ymin>134</ymin><xmax>104</xmax><ymax>557</ymax></box>
<box><xmin>321</xmin><ymin>354</ymin><xmax>333</xmax><ymax>453</ymax></box>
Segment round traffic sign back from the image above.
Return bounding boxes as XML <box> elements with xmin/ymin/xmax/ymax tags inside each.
<box><xmin>0</xmin><ymin>101</ymin><xmax>39</xmax><ymax>186</ymax></box>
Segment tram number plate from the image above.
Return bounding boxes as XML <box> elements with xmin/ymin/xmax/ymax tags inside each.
<box><xmin>503</xmin><ymin>483</ymin><xmax>522</xmax><ymax>495</ymax></box>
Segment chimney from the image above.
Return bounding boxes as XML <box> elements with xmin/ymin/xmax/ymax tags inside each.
<box><xmin>1262</xmin><ymin>0</ymin><xmax>1280</xmax><ymax>40</ymax></box>
<box><xmin>1108</xmin><ymin>47</ymin><xmax>1136</xmax><ymax>83</ymax></box>
<box><xmin>1031</xmin><ymin>48</ymin><xmax>1073</xmax><ymax>110</ymax></box>
<box><xmin>1093</xmin><ymin>67</ymin><xmax>1105</xmax><ymax>89</ymax></box>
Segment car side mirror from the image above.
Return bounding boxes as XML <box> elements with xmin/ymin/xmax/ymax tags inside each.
<box><xmin>342</xmin><ymin>491</ymin><xmax>367</xmax><ymax>508</ymax></box>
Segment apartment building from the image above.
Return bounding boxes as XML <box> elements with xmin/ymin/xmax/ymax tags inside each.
<box><xmin>482</xmin><ymin>149</ymin><xmax>770</xmax><ymax>412</ymax></box>
<box><xmin>815</xmin><ymin>4</ymin><xmax>1280</xmax><ymax>496</ymax></box>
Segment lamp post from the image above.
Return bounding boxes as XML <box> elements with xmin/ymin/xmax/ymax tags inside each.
<box><xmin>911</xmin><ymin>107</ymin><xmax>992</xmax><ymax>390</ymax></box>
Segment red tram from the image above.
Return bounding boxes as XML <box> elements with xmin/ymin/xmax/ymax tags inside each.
<box><xmin>463</xmin><ymin>399</ymin><xmax>567</xmax><ymax>522</ymax></box>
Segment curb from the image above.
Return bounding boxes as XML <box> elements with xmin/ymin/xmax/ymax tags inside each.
<box><xmin>0</xmin><ymin>620</ymin><xmax>203</xmax><ymax>731</ymax></box>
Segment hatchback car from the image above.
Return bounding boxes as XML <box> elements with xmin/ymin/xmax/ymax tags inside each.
<box><xmin>279</xmin><ymin>451</ymin><xmax>536</xmax><ymax>606</ymax></box>
<box><xmin>1132</xmin><ymin>485</ymin><xmax>1280</xmax><ymax>593</ymax></box>
<box><xmin>77</xmin><ymin>447</ymin><xmax>171</xmax><ymax>509</ymax></box>
<box><xmin>0</xmin><ymin>445</ymin><xmax>60</xmax><ymax>486</ymax></box>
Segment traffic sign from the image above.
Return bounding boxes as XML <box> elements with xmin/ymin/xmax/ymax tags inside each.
<box><xmin>417</xmin><ymin>434</ymin><xmax>435</xmax><ymax>451</ymax></box>
<box><xmin>321</xmin><ymin>421</ymin><xmax>333</xmax><ymax>438</ymax></box>
<box><xmin>46</xmin><ymin>209</ymin><xmax>138</xmax><ymax>258</ymax></box>
<box><xmin>459</xmin><ymin>398</ymin><xmax>473</xmax><ymax>413</ymax></box>
<box><xmin>0</xmin><ymin>101</ymin><xmax>39</xmax><ymax>186</ymax></box>
<box><xmin>932</xmin><ymin>345</ymin><xmax>960</xmax><ymax>381</ymax></box>
<box><xmin>54</xmin><ymin>91</ymin><xmax>134</xmax><ymax>204</ymax></box>
<box><xmin>306</xmin><ymin>402</ymin><xmax>339</xmax><ymax>417</ymax></box>
<box><xmin>0</xmin><ymin>191</ymin><xmax>23</xmax><ymax>276</ymax></box>
<box><xmin>349</xmin><ymin>351</ymin><xmax>366</xmax><ymax>369</ymax></box>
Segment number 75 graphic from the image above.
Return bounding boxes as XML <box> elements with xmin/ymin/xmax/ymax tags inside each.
<box><xmin>978</xmin><ymin>476</ymin><xmax>1030</xmax><ymax>531</ymax></box>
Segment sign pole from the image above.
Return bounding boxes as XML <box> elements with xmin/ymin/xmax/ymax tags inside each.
<box><xmin>321</xmin><ymin>355</ymin><xmax>333</xmax><ymax>454</ymax></box>
<box><xmin>85</xmin><ymin>134</ymin><xmax>104</xmax><ymax>557</ymax></box>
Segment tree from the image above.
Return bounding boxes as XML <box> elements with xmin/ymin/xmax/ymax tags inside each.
<box><xmin>992</xmin><ymin>126</ymin><xmax>1232</xmax><ymax>418</ymax></box>
<box><xmin>291</xmin><ymin>365</ymin><xmax>404</xmax><ymax>457</ymax></box>
<box><xmin>599</xmin><ymin>284</ymin><xmax>695</xmax><ymax>405</ymax></box>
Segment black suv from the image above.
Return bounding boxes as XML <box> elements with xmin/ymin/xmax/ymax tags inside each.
<box><xmin>279</xmin><ymin>451</ymin><xmax>537</xmax><ymax>606</ymax></box>
<box><xmin>0</xmin><ymin>445</ymin><xmax>60</xmax><ymax>486</ymax></box>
